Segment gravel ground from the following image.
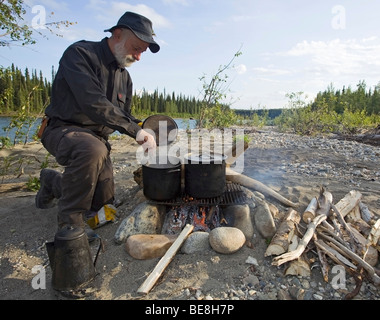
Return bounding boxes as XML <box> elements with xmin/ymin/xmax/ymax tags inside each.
<box><xmin>0</xmin><ymin>128</ymin><xmax>379</xmax><ymax>303</ymax></box>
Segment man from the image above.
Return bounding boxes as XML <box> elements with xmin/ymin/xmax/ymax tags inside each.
<box><xmin>36</xmin><ymin>12</ymin><xmax>158</xmax><ymax>237</ymax></box>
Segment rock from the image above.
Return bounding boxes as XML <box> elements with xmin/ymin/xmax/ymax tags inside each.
<box><xmin>253</xmin><ymin>196</ymin><xmax>276</xmax><ymax>239</ymax></box>
<box><xmin>125</xmin><ymin>234</ymin><xmax>177</xmax><ymax>260</ymax></box>
<box><xmin>114</xmin><ymin>202</ymin><xmax>166</xmax><ymax>244</ymax></box>
<box><xmin>245</xmin><ymin>256</ymin><xmax>259</xmax><ymax>266</ymax></box>
<box><xmin>209</xmin><ymin>227</ymin><xmax>246</xmax><ymax>254</ymax></box>
<box><xmin>242</xmin><ymin>274</ymin><xmax>260</xmax><ymax>287</ymax></box>
<box><xmin>133</xmin><ymin>167</ymin><xmax>143</xmax><ymax>187</ymax></box>
<box><xmin>277</xmin><ymin>288</ymin><xmax>293</xmax><ymax>300</ymax></box>
<box><xmin>223</xmin><ymin>204</ymin><xmax>254</xmax><ymax>241</ymax></box>
<box><xmin>181</xmin><ymin>231</ymin><xmax>211</xmax><ymax>254</ymax></box>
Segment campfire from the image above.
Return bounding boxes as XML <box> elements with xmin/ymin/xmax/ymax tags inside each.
<box><xmin>154</xmin><ymin>182</ymin><xmax>248</xmax><ymax>234</ymax></box>
<box><xmin>162</xmin><ymin>205</ymin><xmax>218</xmax><ymax>233</ymax></box>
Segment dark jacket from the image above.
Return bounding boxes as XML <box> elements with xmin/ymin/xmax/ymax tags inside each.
<box><xmin>45</xmin><ymin>37</ymin><xmax>141</xmax><ymax>139</ymax></box>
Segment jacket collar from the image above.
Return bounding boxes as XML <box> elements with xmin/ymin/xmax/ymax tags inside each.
<box><xmin>101</xmin><ymin>37</ymin><xmax>125</xmax><ymax>71</ymax></box>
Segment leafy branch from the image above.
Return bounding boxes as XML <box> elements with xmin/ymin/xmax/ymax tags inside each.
<box><xmin>197</xmin><ymin>47</ymin><xmax>243</xmax><ymax>128</ymax></box>
<box><xmin>0</xmin><ymin>0</ymin><xmax>76</xmax><ymax>47</ymax></box>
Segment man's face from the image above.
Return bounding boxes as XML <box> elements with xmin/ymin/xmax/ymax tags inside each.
<box><xmin>114</xmin><ymin>29</ymin><xmax>150</xmax><ymax>68</ymax></box>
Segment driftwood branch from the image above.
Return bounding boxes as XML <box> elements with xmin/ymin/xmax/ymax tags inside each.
<box><xmin>137</xmin><ymin>224</ymin><xmax>194</xmax><ymax>295</ymax></box>
<box><xmin>266</xmin><ymin>187</ymin><xmax>380</xmax><ymax>291</ymax></box>
<box><xmin>314</xmin><ymin>237</ymin><xmax>357</xmax><ymax>270</ymax></box>
<box><xmin>284</xmin><ymin>235</ymin><xmax>311</xmax><ymax>277</ymax></box>
<box><xmin>313</xmin><ymin>234</ymin><xmax>330</xmax><ymax>282</ymax></box>
<box><xmin>272</xmin><ymin>214</ymin><xmax>327</xmax><ymax>266</ymax></box>
<box><xmin>226</xmin><ymin>167</ymin><xmax>298</xmax><ymax>208</ymax></box>
<box><xmin>265</xmin><ymin>209</ymin><xmax>301</xmax><ymax>257</ymax></box>
<box><xmin>272</xmin><ymin>189</ymin><xmax>332</xmax><ymax>266</ymax></box>
<box><xmin>330</xmin><ymin>202</ymin><xmax>360</xmax><ymax>251</ymax></box>
<box><xmin>318</xmin><ymin>232</ymin><xmax>380</xmax><ymax>286</ymax></box>
<box><xmin>303</xmin><ymin>197</ymin><xmax>318</xmax><ymax>224</ymax></box>
<box><xmin>334</xmin><ymin>190</ymin><xmax>362</xmax><ymax>218</ymax></box>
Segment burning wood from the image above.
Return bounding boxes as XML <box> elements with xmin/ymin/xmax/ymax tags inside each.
<box><xmin>161</xmin><ymin>204</ymin><xmax>222</xmax><ymax>235</ymax></box>
<box><xmin>266</xmin><ymin>187</ymin><xmax>380</xmax><ymax>298</ymax></box>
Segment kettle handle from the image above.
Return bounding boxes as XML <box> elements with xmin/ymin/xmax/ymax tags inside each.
<box><xmin>93</xmin><ymin>236</ymin><xmax>104</xmax><ymax>267</ymax></box>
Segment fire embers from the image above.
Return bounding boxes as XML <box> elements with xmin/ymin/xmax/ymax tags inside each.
<box><xmin>161</xmin><ymin>205</ymin><xmax>224</xmax><ymax>235</ymax></box>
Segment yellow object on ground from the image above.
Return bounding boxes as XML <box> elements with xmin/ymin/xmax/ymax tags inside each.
<box><xmin>86</xmin><ymin>204</ymin><xmax>117</xmax><ymax>229</ymax></box>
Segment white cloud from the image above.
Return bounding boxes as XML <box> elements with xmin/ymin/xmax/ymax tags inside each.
<box><xmin>235</xmin><ymin>64</ymin><xmax>247</xmax><ymax>74</ymax></box>
<box><xmin>253</xmin><ymin>66</ymin><xmax>291</xmax><ymax>76</ymax></box>
<box><xmin>162</xmin><ymin>0</ymin><xmax>189</xmax><ymax>6</ymax></box>
<box><xmin>24</xmin><ymin>0</ymin><xmax>69</xmax><ymax>12</ymax></box>
<box><xmin>97</xmin><ymin>2</ymin><xmax>171</xmax><ymax>29</ymax></box>
<box><xmin>283</xmin><ymin>37</ymin><xmax>380</xmax><ymax>77</ymax></box>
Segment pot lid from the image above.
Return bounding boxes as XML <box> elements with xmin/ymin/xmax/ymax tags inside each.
<box><xmin>184</xmin><ymin>153</ymin><xmax>226</xmax><ymax>164</ymax></box>
<box><xmin>143</xmin><ymin>155</ymin><xmax>181</xmax><ymax>169</ymax></box>
<box><xmin>142</xmin><ymin>115</ymin><xmax>178</xmax><ymax>146</ymax></box>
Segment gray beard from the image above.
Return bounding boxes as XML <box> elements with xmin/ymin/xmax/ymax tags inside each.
<box><xmin>114</xmin><ymin>42</ymin><xmax>136</xmax><ymax>68</ymax></box>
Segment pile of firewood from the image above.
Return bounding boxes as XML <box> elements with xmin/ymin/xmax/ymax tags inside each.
<box><xmin>265</xmin><ymin>187</ymin><xmax>380</xmax><ymax>298</ymax></box>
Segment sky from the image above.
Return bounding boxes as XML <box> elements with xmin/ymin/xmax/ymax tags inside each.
<box><xmin>1</xmin><ymin>0</ymin><xmax>380</xmax><ymax>110</ymax></box>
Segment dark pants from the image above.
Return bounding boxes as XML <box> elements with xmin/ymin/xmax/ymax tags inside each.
<box><xmin>41</xmin><ymin>125</ymin><xmax>114</xmax><ymax>228</ymax></box>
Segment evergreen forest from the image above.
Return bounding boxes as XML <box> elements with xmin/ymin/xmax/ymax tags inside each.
<box><xmin>0</xmin><ymin>64</ymin><xmax>203</xmax><ymax>118</ymax></box>
<box><xmin>0</xmin><ymin>64</ymin><xmax>379</xmax><ymax>137</ymax></box>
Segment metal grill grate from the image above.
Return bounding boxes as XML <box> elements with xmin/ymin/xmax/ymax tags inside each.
<box><xmin>148</xmin><ymin>182</ymin><xmax>247</xmax><ymax>206</ymax></box>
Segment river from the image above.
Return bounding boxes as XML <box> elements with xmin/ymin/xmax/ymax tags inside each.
<box><xmin>0</xmin><ymin>117</ymin><xmax>197</xmax><ymax>144</ymax></box>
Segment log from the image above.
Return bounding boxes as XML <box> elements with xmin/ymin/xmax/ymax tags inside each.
<box><xmin>347</xmin><ymin>218</ymin><xmax>372</xmax><ymax>238</ymax></box>
<box><xmin>367</xmin><ymin>219</ymin><xmax>380</xmax><ymax>252</ymax></box>
<box><xmin>265</xmin><ymin>209</ymin><xmax>301</xmax><ymax>257</ymax></box>
<box><xmin>302</xmin><ymin>197</ymin><xmax>318</xmax><ymax>224</ymax></box>
<box><xmin>0</xmin><ymin>182</ymin><xmax>29</xmax><ymax>193</ymax></box>
<box><xmin>318</xmin><ymin>232</ymin><xmax>380</xmax><ymax>286</ymax></box>
<box><xmin>272</xmin><ymin>214</ymin><xmax>327</xmax><ymax>266</ymax></box>
<box><xmin>272</xmin><ymin>189</ymin><xmax>333</xmax><ymax>266</ymax></box>
<box><xmin>347</xmin><ymin>205</ymin><xmax>361</xmax><ymax>221</ymax></box>
<box><xmin>314</xmin><ymin>238</ymin><xmax>357</xmax><ymax>270</ymax></box>
<box><xmin>359</xmin><ymin>202</ymin><xmax>374</xmax><ymax>223</ymax></box>
<box><xmin>315</xmin><ymin>187</ymin><xmax>333</xmax><ymax>217</ymax></box>
<box><xmin>330</xmin><ymin>202</ymin><xmax>360</xmax><ymax>251</ymax></box>
<box><xmin>226</xmin><ymin>167</ymin><xmax>298</xmax><ymax>208</ymax></box>
<box><xmin>284</xmin><ymin>235</ymin><xmax>311</xmax><ymax>277</ymax></box>
<box><xmin>348</xmin><ymin>225</ymin><xmax>378</xmax><ymax>267</ymax></box>
<box><xmin>137</xmin><ymin>224</ymin><xmax>194</xmax><ymax>295</ymax></box>
<box><xmin>334</xmin><ymin>190</ymin><xmax>362</xmax><ymax>218</ymax></box>
<box><xmin>313</xmin><ymin>234</ymin><xmax>330</xmax><ymax>282</ymax></box>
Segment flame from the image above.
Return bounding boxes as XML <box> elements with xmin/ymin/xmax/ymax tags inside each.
<box><xmin>192</xmin><ymin>207</ymin><xmax>210</xmax><ymax>232</ymax></box>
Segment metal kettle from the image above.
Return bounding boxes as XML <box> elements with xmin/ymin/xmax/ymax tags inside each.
<box><xmin>46</xmin><ymin>225</ymin><xmax>98</xmax><ymax>291</ymax></box>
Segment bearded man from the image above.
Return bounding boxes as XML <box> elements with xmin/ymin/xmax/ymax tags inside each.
<box><xmin>36</xmin><ymin>12</ymin><xmax>158</xmax><ymax>239</ymax></box>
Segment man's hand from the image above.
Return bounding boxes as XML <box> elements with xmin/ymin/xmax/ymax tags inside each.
<box><xmin>136</xmin><ymin>129</ymin><xmax>157</xmax><ymax>153</ymax></box>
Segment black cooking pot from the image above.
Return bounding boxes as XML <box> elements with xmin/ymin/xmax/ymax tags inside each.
<box><xmin>184</xmin><ymin>153</ymin><xmax>227</xmax><ymax>198</ymax></box>
<box><xmin>142</xmin><ymin>156</ymin><xmax>182</xmax><ymax>201</ymax></box>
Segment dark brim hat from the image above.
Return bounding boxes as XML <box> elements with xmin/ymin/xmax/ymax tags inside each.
<box><xmin>104</xmin><ymin>11</ymin><xmax>160</xmax><ymax>53</ymax></box>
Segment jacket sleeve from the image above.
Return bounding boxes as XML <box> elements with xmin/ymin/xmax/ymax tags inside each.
<box><xmin>59</xmin><ymin>44</ymin><xmax>141</xmax><ymax>138</ymax></box>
